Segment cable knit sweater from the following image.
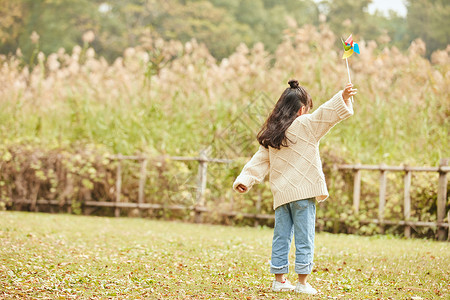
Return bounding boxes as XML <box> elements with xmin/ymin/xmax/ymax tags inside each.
<box><xmin>232</xmin><ymin>90</ymin><xmax>353</xmax><ymax>210</ymax></box>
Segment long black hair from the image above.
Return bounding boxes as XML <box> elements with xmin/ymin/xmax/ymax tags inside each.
<box><xmin>257</xmin><ymin>79</ymin><xmax>313</xmax><ymax>149</ymax></box>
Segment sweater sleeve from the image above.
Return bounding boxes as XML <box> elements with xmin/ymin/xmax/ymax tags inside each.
<box><xmin>307</xmin><ymin>90</ymin><xmax>354</xmax><ymax>141</ymax></box>
<box><xmin>232</xmin><ymin>145</ymin><xmax>270</xmax><ymax>193</ymax></box>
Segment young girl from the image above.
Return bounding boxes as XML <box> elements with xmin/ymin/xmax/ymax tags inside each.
<box><xmin>233</xmin><ymin>80</ymin><xmax>357</xmax><ymax>295</ymax></box>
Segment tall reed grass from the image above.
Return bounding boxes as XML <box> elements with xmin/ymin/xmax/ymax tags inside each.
<box><xmin>0</xmin><ymin>24</ymin><xmax>448</xmax><ymax>163</ymax></box>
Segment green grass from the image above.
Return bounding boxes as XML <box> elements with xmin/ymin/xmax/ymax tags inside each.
<box><xmin>1</xmin><ymin>211</ymin><xmax>449</xmax><ymax>299</ymax></box>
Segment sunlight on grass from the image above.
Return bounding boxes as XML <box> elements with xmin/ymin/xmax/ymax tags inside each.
<box><xmin>1</xmin><ymin>212</ymin><xmax>448</xmax><ymax>299</ymax></box>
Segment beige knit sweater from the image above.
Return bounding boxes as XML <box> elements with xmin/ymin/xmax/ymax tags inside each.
<box><xmin>232</xmin><ymin>90</ymin><xmax>353</xmax><ymax>210</ymax></box>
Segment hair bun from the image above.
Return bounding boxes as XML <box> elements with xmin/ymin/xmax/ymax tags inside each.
<box><xmin>288</xmin><ymin>79</ymin><xmax>299</xmax><ymax>89</ymax></box>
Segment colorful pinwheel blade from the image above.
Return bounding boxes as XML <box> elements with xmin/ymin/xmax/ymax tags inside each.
<box><xmin>341</xmin><ymin>38</ymin><xmax>352</xmax><ymax>51</ymax></box>
<box><xmin>353</xmin><ymin>43</ymin><xmax>360</xmax><ymax>54</ymax></box>
<box><xmin>345</xmin><ymin>34</ymin><xmax>353</xmax><ymax>46</ymax></box>
<box><xmin>342</xmin><ymin>49</ymin><xmax>354</xmax><ymax>59</ymax></box>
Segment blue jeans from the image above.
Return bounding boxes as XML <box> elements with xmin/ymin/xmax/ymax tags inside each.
<box><xmin>270</xmin><ymin>198</ymin><xmax>316</xmax><ymax>274</ymax></box>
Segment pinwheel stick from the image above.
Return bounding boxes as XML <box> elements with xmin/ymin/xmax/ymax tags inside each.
<box><xmin>345</xmin><ymin>58</ymin><xmax>354</xmax><ymax>103</ymax></box>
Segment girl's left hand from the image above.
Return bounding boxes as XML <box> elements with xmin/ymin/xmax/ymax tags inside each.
<box><xmin>342</xmin><ymin>83</ymin><xmax>357</xmax><ymax>102</ymax></box>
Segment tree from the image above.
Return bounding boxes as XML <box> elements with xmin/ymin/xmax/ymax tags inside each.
<box><xmin>0</xmin><ymin>0</ymin><xmax>27</xmax><ymax>54</ymax></box>
<box><xmin>0</xmin><ymin>0</ymin><xmax>448</xmax><ymax>62</ymax></box>
<box><xmin>0</xmin><ymin>0</ymin><xmax>99</xmax><ymax>61</ymax></box>
<box><xmin>320</xmin><ymin>0</ymin><xmax>373</xmax><ymax>36</ymax></box>
<box><xmin>406</xmin><ymin>0</ymin><xmax>450</xmax><ymax>56</ymax></box>
<box><xmin>262</xmin><ymin>0</ymin><xmax>319</xmax><ymax>26</ymax></box>
<box><xmin>157</xmin><ymin>1</ymin><xmax>253</xmax><ymax>59</ymax></box>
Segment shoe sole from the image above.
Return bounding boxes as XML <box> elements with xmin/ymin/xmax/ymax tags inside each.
<box><xmin>272</xmin><ymin>288</ymin><xmax>295</xmax><ymax>292</ymax></box>
<box><xmin>294</xmin><ymin>290</ymin><xmax>317</xmax><ymax>295</ymax></box>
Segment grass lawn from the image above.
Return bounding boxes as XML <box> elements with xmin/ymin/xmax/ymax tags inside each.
<box><xmin>0</xmin><ymin>212</ymin><xmax>448</xmax><ymax>299</ymax></box>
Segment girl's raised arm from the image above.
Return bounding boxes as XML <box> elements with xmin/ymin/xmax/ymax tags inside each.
<box><xmin>233</xmin><ymin>145</ymin><xmax>270</xmax><ymax>194</ymax></box>
<box><xmin>307</xmin><ymin>85</ymin><xmax>355</xmax><ymax>141</ymax></box>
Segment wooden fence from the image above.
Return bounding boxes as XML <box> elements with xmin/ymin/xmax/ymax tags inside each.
<box><xmin>337</xmin><ymin>159</ymin><xmax>449</xmax><ymax>241</ymax></box>
<box><xmin>9</xmin><ymin>151</ymin><xmax>449</xmax><ymax>241</ymax></box>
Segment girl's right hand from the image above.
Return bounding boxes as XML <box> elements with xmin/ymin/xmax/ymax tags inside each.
<box><xmin>342</xmin><ymin>83</ymin><xmax>357</xmax><ymax>102</ymax></box>
<box><xmin>236</xmin><ymin>184</ymin><xmax>247</xmax><ymax>193</ymax></box>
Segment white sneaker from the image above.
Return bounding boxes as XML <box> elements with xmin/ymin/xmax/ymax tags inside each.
<box><xmin>294</xmin><ymin>282</ymin><xmax>318</xmax><ymax>295</ymax></box>
<box><xmin>271</xmin><ymin>279</ymin><xmax>296</xmax><ymax>292</ymax></box>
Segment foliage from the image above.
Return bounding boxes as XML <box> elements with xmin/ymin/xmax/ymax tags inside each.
<box><xmin>406</xmin><ymin>0</ymin><xmax>450</xmax><ymax>57</ymax></box>
<box><xmin>0</xmin><ymin>0</ymin><xmax>26</xmax><ymax>50</ymax></box>
<box><xmin>0</xmin><ymin>145</ymin><xmax>199</xmax><ymax>218</ymax></box>
<box><xmin>0</xmin><ymin>145</ymin><xmax>116</xmax><ymax>212</ymax></box>
<box><xmin>320</xmin><ymin>0</ymin><xmax>374</xmax><ymax>37</ymax></box>
<box><xmin>4</xmin><ymin>0</ymin><xmax>98</xmax><ymax>62</ymax></box>
<box><xmin>155</xmin><ymin>1</ymin><xmax>252</xmax><ymax>59</ymax></box>
<box><xmin>1</xmin><ymin>0</ymin><xmax>449</xmax><ymax>61</ymax></box>
<box><xmin>0</xmin><ymin>212</ymin><xmax>448</xmax><ymax>298</ymax></box>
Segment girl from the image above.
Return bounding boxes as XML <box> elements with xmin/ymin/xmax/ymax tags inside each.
<box><xmin>233</xmin><ymin>80</ymin><xmax>357</xmax><ymax>295</ymax></box>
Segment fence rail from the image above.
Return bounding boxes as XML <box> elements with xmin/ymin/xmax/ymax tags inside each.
<box><xmin>5</xmin><ymin>151</ymin><xmax>449</xmax><ymax>241</ymax></box>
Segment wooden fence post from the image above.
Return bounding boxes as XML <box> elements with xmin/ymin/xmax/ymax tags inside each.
<box><xmin>403</xmin><ymin>168</ymin><xmax>412</xmax><ymax>238</ymax></box>
<box><xmin>195</xmin><ymin>148</ymin><xmax>209</xmax><ymax>223</ymax></box>
<box><xmin>353</xmin><ymin>164</ymin><xmax>361</xmax><ymax>213</ymax></box>
<box><xmin>448</xmin><ymin>210</ymin><xmax>450</xmax><ymax>242</ymax></box>
<box><xmin>437</xmin><ymin>158</ymin><xmax>448</xmax><ymax>241</ymax></box>
<box><xmin>115</xmin><ymin>157</ymin><xmax>122</xmax><ymax>218</ymax></box>
<box><xmin>379</xmin><ymin>164</ymin><xmax>387</xmax><ymax>233</ymax></box>
<box><xmin>138</xmin><ymin>158</ymin><xmax>148</xmax><ymax>213</ymax></box>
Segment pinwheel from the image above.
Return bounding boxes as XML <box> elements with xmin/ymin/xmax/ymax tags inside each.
<box><xmin>341</xmin><ymin>34</ymin><xmax>360</xmax><ymax>102</ymax></box>
<box><xmin>342</xmin><ymin>34</ymin><xmax>360</xmax><ymax>59</ymax></box>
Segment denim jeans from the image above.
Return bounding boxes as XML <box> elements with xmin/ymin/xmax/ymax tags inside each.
<box><xmin>270</xmin><ymin>198</ymin><xmax>316</xmax><ymax>274</ymax></box>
